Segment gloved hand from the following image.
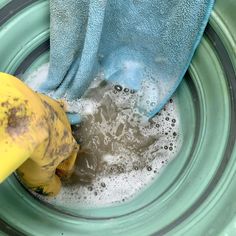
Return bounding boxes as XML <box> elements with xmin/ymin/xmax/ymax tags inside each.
<box><xmin>38</xmin><ymin>0</ymin><xmax>214</xmax><ymax>119</ymax></box>
<box><xmin>0</xmin><ymin>73</ymin><xmax>79</xmax><ymax>196</ymax></box>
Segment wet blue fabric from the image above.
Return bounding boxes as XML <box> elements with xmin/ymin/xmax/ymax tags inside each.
<box><xmin>41</xmin><ymin>0</ymin><xmax>214</xmax><ymax>120</ymax></box>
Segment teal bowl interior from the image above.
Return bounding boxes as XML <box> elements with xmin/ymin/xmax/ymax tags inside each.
<box><xmin>0</xmin><ymin>0</ymin><xmax>236</xmax><ymax>235</ymax></box>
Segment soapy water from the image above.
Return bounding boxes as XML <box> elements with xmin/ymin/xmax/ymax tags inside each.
<box><xmin>24</xmin><ymin>64</ymin><xmax>182</xmax><ymax>208</ymax></box>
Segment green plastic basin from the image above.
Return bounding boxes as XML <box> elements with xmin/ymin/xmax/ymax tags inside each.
<box><xmin>0</xmin><ymin>0</ymin><xmax>236</xmax><ymax>235</ymax></box>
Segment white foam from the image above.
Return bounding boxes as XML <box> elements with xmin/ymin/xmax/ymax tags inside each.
<box><xmin>64</xmin><ymin>98</ymin><xmax>99</xmax><ymax>115</ymax></box>
<box><xmin>24</xmin><ymin>63</ymin><xmax>49</xmax><ymax>91</ymax></box>
<box><xmin>25</xmin><ymin>63</ymin><xmax>182</xmax><ymax>208</ymax></box>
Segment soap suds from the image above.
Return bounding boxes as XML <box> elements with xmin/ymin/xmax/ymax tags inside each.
<box><xmin>25</xmin><ymin>64</ymin><xmax>182</xmax><ymax>208</ymax></box>
<box><xmin>24</xmin><ymin>63</ymin><xmax>49</xmax><ymax>91</ymax></box>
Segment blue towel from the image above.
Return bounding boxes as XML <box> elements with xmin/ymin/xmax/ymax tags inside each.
<box><xmin>40</xmin><ymin>0</ymin><xmax>214</xmax><ymax>120</ymax></box>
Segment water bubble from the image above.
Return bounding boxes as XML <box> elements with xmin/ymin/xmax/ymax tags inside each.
<box><xmin>134</xmin><ymin>166</ymin><xmax>139</xmax><ymax>170</ymax></box>
<box><xmin>114</xmin><ymin>85</ymin><xmax>123</xmax><ymax>92</ymax></box>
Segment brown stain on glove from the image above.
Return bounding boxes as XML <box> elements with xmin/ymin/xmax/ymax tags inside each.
<box><xmin>0</xmin><ymin>72</ymin><xmax>79</xmax><ymax>196</ymax></box>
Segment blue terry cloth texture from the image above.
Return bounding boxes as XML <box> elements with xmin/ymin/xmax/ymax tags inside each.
<box><xmin>40</xmin><ymin>0</ymin><xmax>214</xmax><ymax>119</ymax></box>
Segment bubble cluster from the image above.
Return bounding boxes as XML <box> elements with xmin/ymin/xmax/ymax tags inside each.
<box><xmin>25</xmin><ymin>64</ymin><xmax>182</xmax><ymax>208</ymax></box>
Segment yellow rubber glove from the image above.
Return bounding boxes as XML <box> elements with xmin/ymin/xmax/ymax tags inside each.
<box><xmin>0</xmin><ymin>72</ymin><xmax>79</xmax><ymax>196</ymax></box>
